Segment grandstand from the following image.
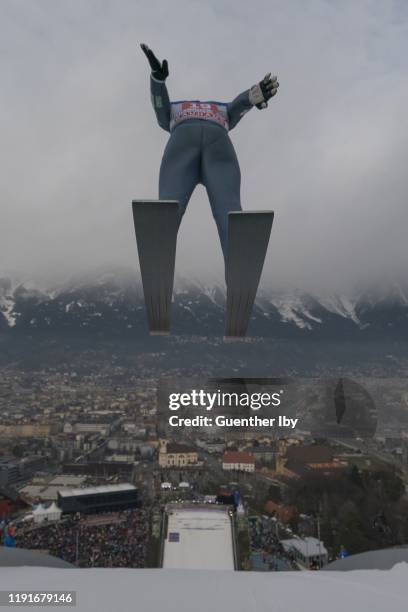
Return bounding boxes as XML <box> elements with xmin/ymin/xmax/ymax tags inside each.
<box><xmin>57</xmin><ymin>483</ymin><xmax>139</xmax><ymax>514</ymax></box>
<box><xmin>162</xmin><ymin>504</ymin><xmax>236</xmax><ymax>570</ymax></box>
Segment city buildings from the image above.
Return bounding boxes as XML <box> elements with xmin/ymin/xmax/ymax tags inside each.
<box><xmin>158</xmin><ymin>439</ymin><xmax>198</xmax><ymax>468</ymax></box>
<box><xmin>222</xmin><ymin>451</ymin><xmax>255</xmax><ymax>473</ymax></box>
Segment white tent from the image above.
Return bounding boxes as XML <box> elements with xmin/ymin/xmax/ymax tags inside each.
<box><xmin>32</xmin><ymin>502</ymin><xmax>62</xmax><ymax>524</ymax></box>
<box><xmin>237</xmin><ymin>502</ymin><xmax>245</xmax><ymax>516</ymax></box>
<box><xmin>45</xmin><ymin>502</ymin><xmax>62</xmax><ymax>521</ymax></box>
<box><xmin>32</xmin><ymin>504</ymin><xmax>45</xmax><ymax>523</ymax></box>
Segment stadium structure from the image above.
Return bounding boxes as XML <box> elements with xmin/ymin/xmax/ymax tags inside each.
<box><xmin>161</xmin><ymin>503</ymin><xmax>237</xmax><ymax>570</ymax></box>
<box><xmin>57</xmin><ymin>483</ymin><xmax>139</xmax><ymax>514</ymax></box>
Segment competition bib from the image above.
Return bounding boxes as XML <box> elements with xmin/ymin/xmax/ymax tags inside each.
<box><xmin>170</xmin><ymin>101</ymin><xmax>229</xmax><ymax>131</ymax></box>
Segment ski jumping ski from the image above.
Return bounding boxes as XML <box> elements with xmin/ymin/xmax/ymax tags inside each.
<box><xmin>225</xmin><ymin>211</ymin><xmax>274</xmax><ymax>338</ymax></box>
<box><xmin>132</xmin><ymin>200</ymin><xmax>179</xmax><ymax>335</ymax></box>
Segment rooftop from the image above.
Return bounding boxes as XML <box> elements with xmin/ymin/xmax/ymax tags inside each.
<box><xmin>281</xmin><ymin>537</ymin><xmax>328</xmax><ymax>558</ymax></box>
<box><xmin>223</xmin><ymin>451</ymin><xmax>255</xmax><ymax>464</ymax></box>
<box><xmin>166</xmin><ymin>443</ymin><xmax>197</xmax><ymax>454</ymax></box>
<box><xmin>286</xmin><ymin>445</ymin><xmax>333</xmax><ymax>464</ymax></box>
<box><xmin>58</xmin><ymin>483</ymin><xmax>136</xmax><ymax>498</ymax></box>
<box><xmin>48</xmin><ymin>475</ymin><xmax>87</xmax><ymax>486</ymax></box>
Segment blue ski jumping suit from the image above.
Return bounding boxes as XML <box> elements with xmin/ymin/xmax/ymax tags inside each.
<box><xmin>149</xmin><ymin>76</ymin><xmax>256</xmax><ymax>258</ymax></box>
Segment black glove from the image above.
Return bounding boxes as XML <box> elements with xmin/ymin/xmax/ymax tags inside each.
<box><xmin>249</xmin><ymin>74</ymin><xmax>279</xmax><ymax>109</ymax></box>
<box><xmin>140</xmin><ymin>43</ymin><xmax>169</xmax><ymax>81</ymax></box>
<box><xmin>257</xmin><ymin>73</ymin><xmax>279</xmax><ymax>109</ymax></box>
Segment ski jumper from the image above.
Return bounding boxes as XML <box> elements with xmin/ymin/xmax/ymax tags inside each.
<box><xmin>150</xmin><ymin>76</ymin><xmax>255</xmax><ymax>258</ymax></box>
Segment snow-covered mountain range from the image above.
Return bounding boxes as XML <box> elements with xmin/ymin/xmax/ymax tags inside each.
<box><xmin>0</xmin><ymin>270</ymin><xmax>407</xmax><ymax>340</ymax></box>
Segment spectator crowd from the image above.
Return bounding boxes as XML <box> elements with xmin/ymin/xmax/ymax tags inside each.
<box><xmin>249</xmin><ymin>516</ymin><xmax>296</xmax><ymax>571</ymax></box>
<box><xmin>15</xmin><ymin>508</ymin><xmax>149</xmax><ymax>568</ymax></box>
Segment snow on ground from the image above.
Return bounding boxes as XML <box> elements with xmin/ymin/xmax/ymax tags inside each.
<box><xmin>163</xmin><ymin>507</ymin><xmax>234</xmax><ymax>570</ymax></box>
<box><xmin>270</xmin><ymin>295</ymin><xmax>322</xmax><ymax>330</ymax></box>
<box><xmin>0</xmin><ymin>299</ymin><xmax>16</xmax><ymax>326</ymax></box>
<box><xmin>0</xmin><ymin>565</ymin><xmax>407</xmax><ymax>612</ymax></box>
<box><xmin>317</xmin><ymin>293</ymin><xmax>361</xmax><ymax>325</ymax></box>
<box><xmin>0</xmin><ymin>291</ymin><xmax>16</xmax><ymax>326</ymax></box>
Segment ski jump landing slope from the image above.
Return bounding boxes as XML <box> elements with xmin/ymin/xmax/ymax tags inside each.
<box><xmin>162</xmin><ymin>505</ymin><xmax>235</xmax><ymax>570</ymax></box>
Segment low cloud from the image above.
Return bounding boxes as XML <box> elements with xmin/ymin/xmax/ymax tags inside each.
<box><xmin>1</xmin><ymin>0</ymin><xmax>407</xmax><ymax>291</ymax></box>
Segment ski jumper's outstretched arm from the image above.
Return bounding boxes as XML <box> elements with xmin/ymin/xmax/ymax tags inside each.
<box><xmin>228</xmin><ymin>74</ymin><xmax>279</xmax><ymax>130</ymax></box>
<box><xmin>150</xmin><ymin>76</ymin><xmax>171</xmax><ymax>132</ymax></box>
<box><xmin>141</xmin><ymin>43</ymin><xmax>279</xmax><ymax>132</ymax></box>
<box><xmin>141</xmin><ymin>43</ymin><xmax>171</xmax><ymax>132</ymax></box>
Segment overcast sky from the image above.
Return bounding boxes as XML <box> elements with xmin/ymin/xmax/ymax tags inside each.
<box><xmin>1</xmin><ymin>0</ymin><xmax>407</xmax><ymax>291</ymax></box>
